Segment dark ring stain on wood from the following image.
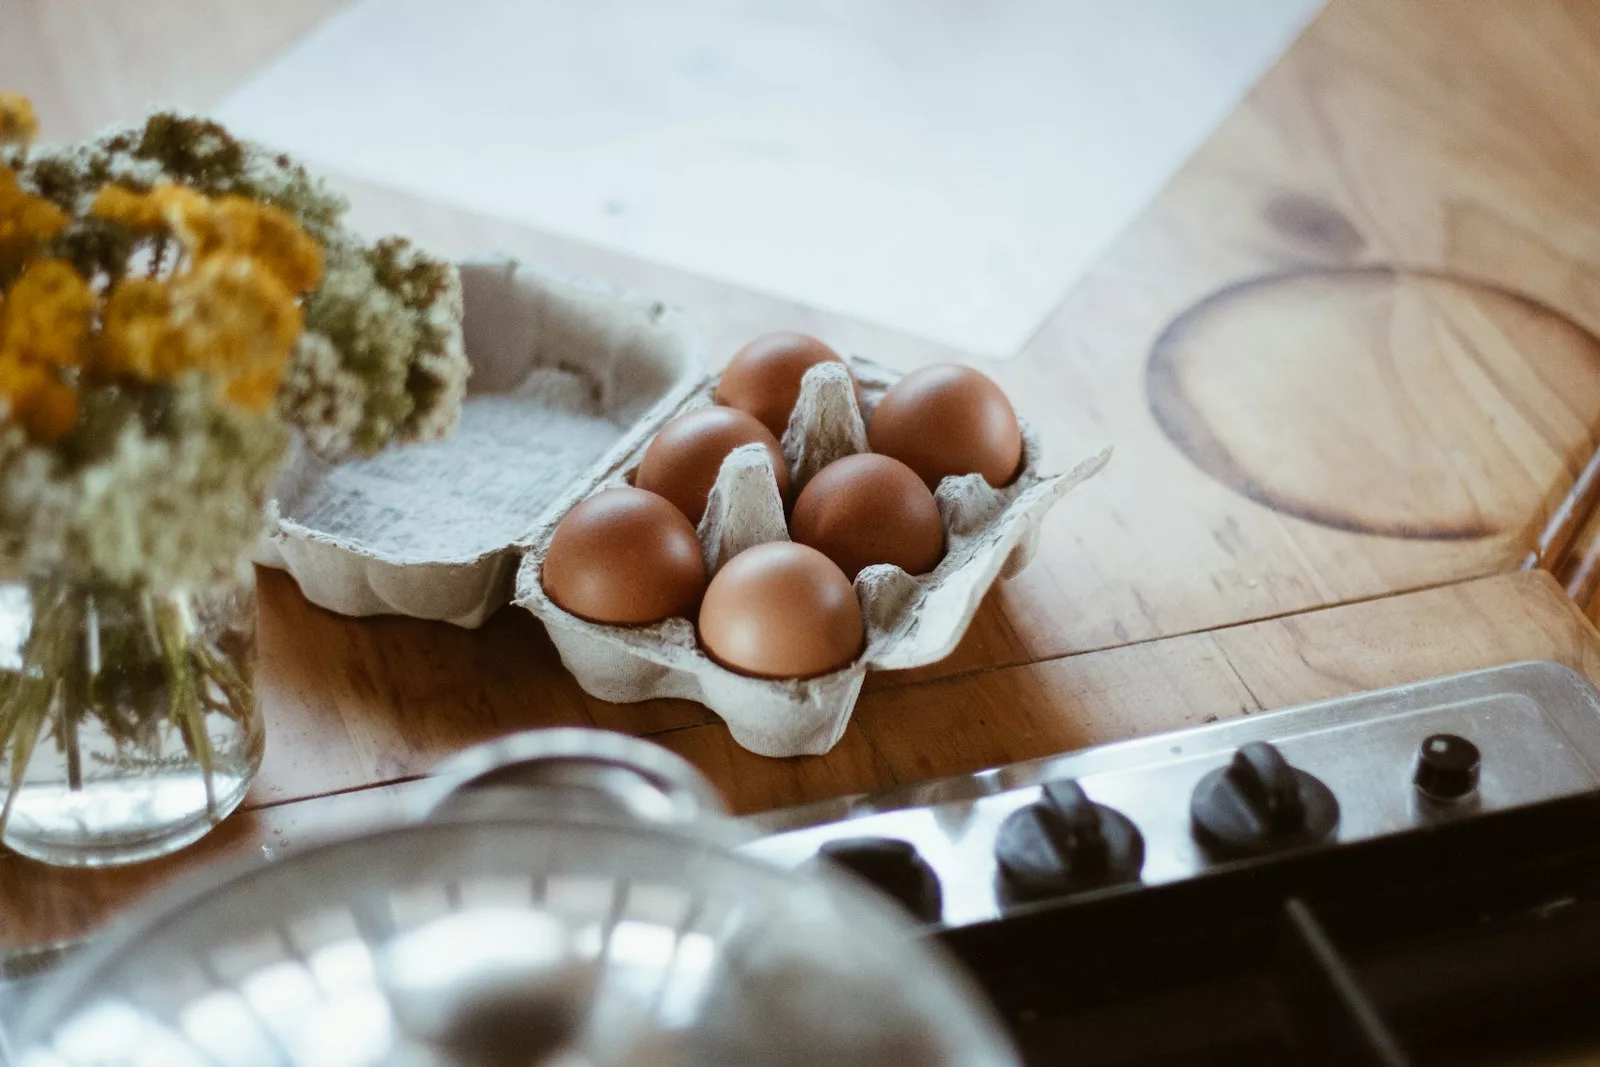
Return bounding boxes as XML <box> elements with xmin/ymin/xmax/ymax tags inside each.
<box><xmin>1146</xmin><ymin>265</ymin><xmax>1600</xmax><ymax>542</ymax></box>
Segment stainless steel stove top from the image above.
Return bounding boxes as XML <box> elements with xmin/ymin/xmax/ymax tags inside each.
<box><xmin>742</xmin><ymin>660</ymin><xmax>1600</xmax><ymax>928</ymax></box>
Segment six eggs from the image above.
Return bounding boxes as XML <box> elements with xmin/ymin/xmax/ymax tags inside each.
<box><xmin>540</xmin><ymin>332</ymin><xmax>1023</xmax><ymax>680</ymax></box>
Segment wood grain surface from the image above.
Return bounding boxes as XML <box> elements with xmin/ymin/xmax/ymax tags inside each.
<box><xmin>6</xmin><ymin>0</ymin><xmax>1600</xmax><ymax>950</ymax></box>
<box><xmin>4</xmin><ymin>569</ymin><xmax>1598</xmax><ymax>949</ymax></box>
<box><xmin>328</xmin><ymin>0</ymin><xmax>1600</xmax><ymax>679</ymax></box>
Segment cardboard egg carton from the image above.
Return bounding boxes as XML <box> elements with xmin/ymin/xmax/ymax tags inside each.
<box><xmin>515</xmin><ymin>363</ymin><xmax>1110</xmax><ymax>759</ymax></box>
<box><xmin>260</xmin><ymin>257</ymin><xmax>1108</xmax><ymax>758</ymax></box>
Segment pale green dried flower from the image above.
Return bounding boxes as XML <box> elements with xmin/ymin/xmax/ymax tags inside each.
<box><xmin>295</xmin><ymin>238</ymin><xmax>420</xmax><ymax>453</ymax></box>
<box><xmin>367</xmin><ymin>235</ymin><xmax>467</xmax><ymax>444</ymax></box>
<box><xmin>0</xmin><ymin>378</ymin><xmax>287</xmax><ymax>589</ymax></box>
<box><xmin>276</xmin><ymin>331</ymin><xmax>366</xmax><ymax>459</ymax></box>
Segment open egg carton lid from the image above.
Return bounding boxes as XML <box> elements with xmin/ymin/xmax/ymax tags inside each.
<box><xmin>257</xmin><ymin>258</ymin><xmax>706</xmax><ymax>627</ymax></box>
<box><xmin>515</xmin><ymin>358</ymin><xmax>1110</xmax><ymax>759</ymax></box>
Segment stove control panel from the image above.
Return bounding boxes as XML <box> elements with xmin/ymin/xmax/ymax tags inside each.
<box><xmin>741</xmin><ymin>661</ymin><xmax>1600</xmax><ymax>928</ymax></box>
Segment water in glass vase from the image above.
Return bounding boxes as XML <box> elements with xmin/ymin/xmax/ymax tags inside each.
<box><xmin>0</xmin><ymin>575</ymin><xmax>264</xmax><ymax>867</ymax></box>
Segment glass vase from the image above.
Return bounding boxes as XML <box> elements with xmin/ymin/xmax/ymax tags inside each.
<box><xmin>0</xmin><ymin>572</ymin><xmax>264</xmax><ymax>867</ymax></box>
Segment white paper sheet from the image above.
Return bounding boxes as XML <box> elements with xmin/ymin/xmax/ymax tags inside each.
<box><xmin>218</xmin><ymin>0</ymin><xmax>1322</xmax><ymax>356</ymax></box>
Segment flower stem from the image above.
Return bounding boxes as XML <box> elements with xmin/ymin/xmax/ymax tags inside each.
<box><xmin>0</xmin><ymin>583</ymin><xmax>72</xmax><ymax>831</ymax></box>
<box><xmin>56</xmin><ymin>589</ymin><xmax>87</xmax><ymax>792</ymax></box>
<box><xmin>55</xmin><ymin>696</ymin><xmax>82</xmax><ymax>792</ymax></box>
<box><xmin>147</xmin><ymin>590</ymin><xmax>216</xmax><ymax>816</ymax></box>
<box><xmin>190</xmin><ymin>640</ymin><xmax>253</xmax><ymax>724</ymax></box>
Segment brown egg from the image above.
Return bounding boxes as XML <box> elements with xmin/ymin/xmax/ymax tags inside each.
<box><xmin>715</xmin><ymin>332</ymin><xmax>853</xmax><ymax>438</ymax></box>
<box><xmin>867</xmin><ymin>364</ymin><xmax>1023</xmax><ymax>489</ymax></box>
<box><xmin>541</xmin><ymin>487</ymin><xmax>706</xmax><ymax>625</ymax></box>
<box><xmin>790</xmin><ymin>454</ymin><xmax>944</xmax><ymax>579</ymax></box>
<box><xmin>635</xmin><ymin>406</ymin><xmax>789</xmax><ymax>524</ymax></box>
<box><xmin>698</xmin><ymin>542</ymin><xmax>864</xmax><ymax>679</ymax></box>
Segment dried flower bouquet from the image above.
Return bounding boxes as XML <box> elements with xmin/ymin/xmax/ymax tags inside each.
<box><xmin>0</xmin><ymin>93</ymin><xmax>468</xmax><ymax>860</ymax></box>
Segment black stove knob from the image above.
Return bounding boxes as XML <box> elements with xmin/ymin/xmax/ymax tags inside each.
<box><xmin>1190</xmin><ymin>741</ymin><xmax>1339</xmax><ymax>858</ymax></box>
<box><xmin>818</xmin><ymin>837</ymin><xmax>942</xmax><ymax>923</ymax></box>
<box><xmin>1413</xmin><ymin>733</ymin><xmax>1480</xmax><ymax>802</ymax></box>
<box><xmin>995</xmin><ymin>779</ymin><xmax>1144</xmax><ymax>902</ymax></box>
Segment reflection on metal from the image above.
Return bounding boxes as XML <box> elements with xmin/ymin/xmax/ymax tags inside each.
<box><xmin>9</xmin><ymin>729</ymin><xmax>1017</xmax><ymax>1067</ymax></box>
<box><xmin>747</xmin><ymin>661</ymin><xmax>1600</xmax><ymax>928</ymax></box>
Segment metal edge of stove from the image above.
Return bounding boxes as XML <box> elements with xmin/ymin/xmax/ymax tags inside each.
<box><xmin>743</xmin><ymin>660</ymin><xmax>1600</xmax><ymax>835</ymax></box>
<box><xmin>738</xmin><ymin>660</ymin><xmax>1600</xmax><ymax>929</ymax></box>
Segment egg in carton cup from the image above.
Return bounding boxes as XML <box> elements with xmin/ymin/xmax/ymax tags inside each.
<box><xmin>515</xmin><ymin>358</ymin><xmax>1111</xmax><ymax>759</ymax></box>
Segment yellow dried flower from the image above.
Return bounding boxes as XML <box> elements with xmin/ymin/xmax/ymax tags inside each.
<box><xmin>0</xmin><ymin>260</ymin><xmax>93</xmax><ymax>369</ymax></box>
<box><xmin>99</xmin><ymin>254</ymin><xmax>303</xmax><ymax>412</ymax></box>
<box><xmin>0</xmin><ymin>166</ymin><xmax>69</xmax><ymax>271</ymax></box>
<box><xmin>87</xmin><ymin>184</ymin><xmax>319</xmax><ymax>411</ymax></box>
<box><xmin>91</xmin><ymin>184</ymin><xmax>171</xmax><ymax>233</ymax></box>
<box><xmin>98</xmin><ymin>276</ymin><xmax>182</xmax><ymax>381</ymax></box>
<box><xmin>92</xmin><ymin>185</ymin><xmax>323</xmax><ymax>294</ymax></box>
<box><xmin>24</xmin><ymin>375</ymin><xmax>76</xmax><ymax>441</ymax></box>
<box><xmin>0</xmin><ymin>360</ymin><xmax>77</xmax><ymax>443</ymax></box>
<box><xmin>222</xmin><ymin>365</ymin><xmax>286</xmax><ymax>412</ymax></box>
<box><xmin>180</xmin><ymin>196</ymin><xmax>324</xmax><ymax>294</ymax></box>
<box><xmin>90</xmin><ymin>183</ymin><xmax>209</xmax><ymax>235</ymax></box>
<box><xmin>0</xmin><ymin>259</ymin><xmax>89</xmax><ymax>442</ymax></box>
<box><xmin>0</xmin><ymin>93</ymin><xmax>38</xmax><ymax>147</ymax></box>
<box><xmin>167</xmin><ymin>254</ymin><xmax>302</xmax><ymax>411</ymax></box>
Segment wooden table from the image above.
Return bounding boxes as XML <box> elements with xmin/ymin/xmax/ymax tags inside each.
<box><xmin>6</xmin><ymin>0</ymin><xmax>1600</xmax><ymax>948</ymax></box>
